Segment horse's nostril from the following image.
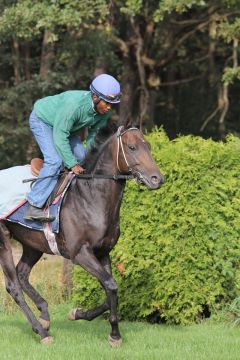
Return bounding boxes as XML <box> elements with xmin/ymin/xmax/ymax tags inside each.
<box><xmin>151</xmin><ymin>176</ymin><xmax>159</xmax><ymax>184</ymax></box>
<box><xmin>151</xmin><ymin>174</ymin><xmax>165</xmax><ymax>186</ymax></box>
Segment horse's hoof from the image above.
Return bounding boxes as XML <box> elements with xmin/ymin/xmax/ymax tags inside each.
<box><xmin>108</xmin><ymin>335</ymin><xmax>122</xmax><ymax>348</ymax></box>
<box><xmin>68</xmin><ymin>308</ymin><xmax>78</xmax><ymax>321</ymax></box>
<box><xmin>39</xmin><ymin>318</ymin><xmax>50</xmax><ymax>330</ymax></box>
<box><xmin>41</xmin><ymin>336</ymin><xmax>54</xmax><ymax>345</ymax></box>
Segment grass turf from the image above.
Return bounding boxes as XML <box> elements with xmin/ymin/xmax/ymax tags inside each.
<box><xmin>0</xmin><ymin>303</ymin><xmax>239</xmax><ymax>360</ymax></box>
<box><xmin>0</xmin><ymin>246</ymin><xmax>239</xmax><ymax>359</ymax></box>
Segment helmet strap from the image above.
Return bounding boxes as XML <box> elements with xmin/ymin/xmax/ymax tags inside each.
<box><xmin>92</xmin><ymin>94</ymin><xmax>101</xmax><ymax>106</ymax></box>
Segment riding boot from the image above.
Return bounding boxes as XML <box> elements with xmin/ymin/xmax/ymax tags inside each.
<box><xmin>24</xmin><ymin>205</ymin><xmax>55</xmax><ymax>222</ymax></box>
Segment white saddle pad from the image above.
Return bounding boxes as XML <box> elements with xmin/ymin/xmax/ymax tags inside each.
<box><xmin>0</xmin><ymin>165</ymin><xmax>35</xmax><ymax>219</ymax></box>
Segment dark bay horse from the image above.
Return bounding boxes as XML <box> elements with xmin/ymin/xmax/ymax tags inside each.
<box><xmin>0</xmin><ymin>123</ymin><xmax>164</xmax><ymax>346</ymax></box>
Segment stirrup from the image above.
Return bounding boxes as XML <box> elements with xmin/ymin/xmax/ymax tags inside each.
<box><xmin>24</xmin><ymin>205</ymin><xmax>55</xmax><ymax>223</ymax></box>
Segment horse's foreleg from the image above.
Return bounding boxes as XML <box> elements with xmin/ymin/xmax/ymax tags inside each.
<box><xmin>72</xmin><ymin>245</ymin><xmax>121</xmax><ymax>347</ymax></box>
<box><xmin>0</xmin><ymin>244</ymin><xmax>52</xmax><ymax>343</ymax></box>
<box><xmin>100</xmin><ymin>254</ymin><xmax>121</xmax><ymax>347</ymax></box>
<box><xmin>16</xmin><ymin>245</ymin><xmax>50</xmax><ymax>330</ymax></box>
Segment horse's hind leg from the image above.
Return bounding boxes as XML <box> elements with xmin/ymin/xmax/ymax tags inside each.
<box><xmin>69</xmin><ymin>255</ymin><xmax>111</xmax><ymax>321</ymax></box>
<box><xmin>16</xmin><ymin>245</ymin><xmax>50</xmax><ymax>330</ymax></box>
<box><xmin>69</xmin><ymin>301</ymin><xmax>109</xmax><ymax>321</ymax></box>
<box><xmin>0</xmin><ymin>240</ymin><xmax>51</xmax><ymax>342</ymax></box>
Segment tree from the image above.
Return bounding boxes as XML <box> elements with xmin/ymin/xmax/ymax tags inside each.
<box><xmin>0</xmin><ymin>0</ymin><xmax>240</xmax><ymax>168</ymax></box>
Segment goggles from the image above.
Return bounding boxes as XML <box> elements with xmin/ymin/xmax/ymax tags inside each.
<box><xmin>90</xmin><ymin>84</ymin><xmax>121</xmax><ymax>103</ymax></box>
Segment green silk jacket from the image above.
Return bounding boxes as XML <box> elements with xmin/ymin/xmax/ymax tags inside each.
<box><xmin>34</xmin><ymin>90</ymin><xmax>110</xmax><ymax>168</ymax></box>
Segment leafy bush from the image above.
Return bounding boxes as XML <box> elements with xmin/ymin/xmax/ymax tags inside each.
<box><xmin>72</xmin><ymin>129</ymin><xmax>240</xmax><ymax>324</ymax></box>
<box><xmin>229</xmin><ymin>297</ymin><xmax>240</xmax><ymax>326</ymax></box>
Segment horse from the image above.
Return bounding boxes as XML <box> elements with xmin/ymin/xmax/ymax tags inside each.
<box><xmin>0</xmin><ymin>123</ymin><xmax>164</xmax><ymax>346</ymax></box>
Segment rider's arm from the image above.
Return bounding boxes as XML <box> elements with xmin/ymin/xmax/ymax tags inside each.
<box><xmin>53</xmin><ymin>108</ymin><xmax>80</xmax><ymax>169</ymax></box>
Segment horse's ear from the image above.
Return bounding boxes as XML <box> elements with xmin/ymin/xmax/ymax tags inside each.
<box><xmin>119</xmin><ymin>114</ymin><xmax>140</xmax><ymax>129</ymax></box>
<box><xmin>125</xmin><ymin>115</ymin><xmax>132</xmax><ymax>129</ymax></box>
<box><xmin>134</xmin><ymin>115</ymin><xmax>141</xmax><ymax>129</ymax></box>
<box><xmin>132</xmin><ymin>121</ymin><xmax>140</xmax><ymax>129</ymax></box>
<box><xmin>117</xmin><ymin>113</ymin><xmax>131</xmax><ymax>128</ymax></box>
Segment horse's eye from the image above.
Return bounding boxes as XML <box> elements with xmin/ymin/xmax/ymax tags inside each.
<box><xmin>128</xmin><ymin>145</ymin><xmax>136</xmax><ymax>151</ymax></box>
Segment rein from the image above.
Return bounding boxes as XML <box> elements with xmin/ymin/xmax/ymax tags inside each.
<box><xmin>22</xmin><ymin>173</ymin><xmax>133</xmax><ymax>184</ymax></box>
<box><xmin>76</xmin><ymin>174</ymin><xmax>133</xmax><ymax>180</ymax></box>
<box><xmin>23</xmin><ymin>126</ymin><xmax>141</xmax><ymax>184</ymax></box>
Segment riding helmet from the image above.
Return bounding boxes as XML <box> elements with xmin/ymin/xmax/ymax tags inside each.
<box><xmin>90</xmin><ymin>74</ymin><xmax>121</xmax><ymax>104</ymax></box>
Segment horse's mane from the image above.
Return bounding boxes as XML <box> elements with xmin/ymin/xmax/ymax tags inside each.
<box><xmin>83</xmin><ymin>120</ymin><xmax>119</xmax><ymax>172</ymax></box>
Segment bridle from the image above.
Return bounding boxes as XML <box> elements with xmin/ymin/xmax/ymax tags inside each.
<box><xmin>116</xmin><ymin>126</ymin><xmax>139</xmax><ymax>173</ymax></box>
<box><xmin>116</xmin><ymin>126</ymin><xmax>146</xmax><ymax>184</ymax></box>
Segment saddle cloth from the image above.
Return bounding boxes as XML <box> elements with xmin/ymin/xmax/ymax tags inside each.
<box><xmin>0</xmin><ymin>164</ymin><xmax>74</xmax><ymax>233</ymax></box>
<box><xmin>0</xmin><ymin>165</ymin><xmax>33</xmax><ymax>220</ymax></box>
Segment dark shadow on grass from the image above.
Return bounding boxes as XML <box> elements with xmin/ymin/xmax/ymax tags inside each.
<box><xmin>0</xmin><ymin>318</ymin><xmax>39</xmax><ymax>342</ymax></box>
<box><xmin>52</xmin><ymin>318</ymin><xmax>114</xmax><ymax>341</ymax></box>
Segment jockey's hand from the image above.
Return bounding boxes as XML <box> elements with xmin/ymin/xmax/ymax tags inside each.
<box><xmin>71</xmin><ymin>164</ymin><xmax>85</xmax><ymax>174</ymax></box>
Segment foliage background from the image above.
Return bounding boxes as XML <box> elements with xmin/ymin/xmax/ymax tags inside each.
<box><xmin>1</xmin><ymin>0</ymin><xmax>240</xmax><ymax>168</ymax></box>
<box><xmin>73</xmin><ymin>128</ymin><xmax>240</xmax><ymax>324</ymax></box>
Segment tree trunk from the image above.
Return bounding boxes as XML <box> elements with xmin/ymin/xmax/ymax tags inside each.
<box><xmin>12</xmin><ymin>39</ymin><xmax>21</xmax><ymax>84</ymax></box>
<box><xmin>62</xmin><ymin>258</ymin><xmax>73</xmax><ymax>298</ymax></box>
<box><xmin>132</xmin><ymin>21</ymin><xmax>149</xmax><ymax>130</ymax></box>
<box><xmin>166</xmin><ymin>66</ymin><xmax>178</xmax><ymax>134</ymax></box>
<box><xmin>208</xmin><ymin>13</ymin><xmax>217</xmax><ymax>87</ymax></box>
<box><xmin>93</xmin><ymin>58</ymin><xmax>106</xmax><ymax>78</ymax></box>
<box><xmin>145</xmin><ymin>89</ymin><xmax>157</xmax><ymax>131</ymax></box>
<box><xmin>24</xmin><ymin>41</ymin><xmax>31</xmax><ymax>80</ymax></box>
<box><xmin>39</xmin><ymin>31</ymin><xmax>54</xmax><ymax>79</ymax></box>
<box><xmin>119</xmin><ymin>56</ymin><xmax>135</xmax><ymax>126</ymax></box>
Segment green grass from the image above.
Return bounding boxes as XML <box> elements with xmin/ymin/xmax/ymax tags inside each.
<box><xmin>0</xmin><ymin>245</ymin><xmax>239</xmax><ymax>359</ymax></box>
<box><xmin>0</xmin><ymin>303</ymin><xmax>239</xmax><ymax>360</ymax></box>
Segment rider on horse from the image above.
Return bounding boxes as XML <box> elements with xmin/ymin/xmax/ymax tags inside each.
<box><xmin>24</xmin><ymin>74</ymin><xmax>121</xmax><ymax>222</ymax></box>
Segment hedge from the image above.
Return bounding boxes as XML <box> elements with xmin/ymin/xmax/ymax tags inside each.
<box><xmin>72</xmin><ymin>129</ymin><xmax>240</xmax><ymax>324</ymax></box>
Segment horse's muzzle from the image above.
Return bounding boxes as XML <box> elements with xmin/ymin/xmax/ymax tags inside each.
<box><xmin>135</xmin><ymin>170</ymin><xmax>165</xmax><ymax>190</ymax></box>
<box><xmin>147</xmin><ymin>172</ymin><xmax>165</xmax><ymax>190</ymax></box>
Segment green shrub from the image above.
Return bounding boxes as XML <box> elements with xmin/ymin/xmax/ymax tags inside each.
<box><xmin>72</xmin><ymin>129</ymin><xmax>240</xmax><ymax>324</ymax></box>
<box><xmin>229</xmin><ymin>297</ymin><xmax>240</xmax><ymax>326</ymax></box>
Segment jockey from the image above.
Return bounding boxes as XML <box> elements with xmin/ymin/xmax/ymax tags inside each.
<box><xmin>24</xmin><ymin>74</ymin><xmax>121</xmax><ymax>222</ymax></box>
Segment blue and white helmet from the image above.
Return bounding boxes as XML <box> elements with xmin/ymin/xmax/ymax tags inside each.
<box><xmin>90</xmin><ymin>74</ymin><xmax>121</xmax><ymax>104</ymax></box>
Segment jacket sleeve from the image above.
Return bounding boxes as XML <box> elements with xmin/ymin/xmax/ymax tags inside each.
<box><xmin>52</xmin><ymin>108</ymin><xmax>79</xmax><ymax>169</ymax></box>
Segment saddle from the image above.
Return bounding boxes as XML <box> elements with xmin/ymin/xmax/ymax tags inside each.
<box><xmin>31</xmin><ymin>158</ymin><xmax>44</xmax><ymax>177</ymax></box>
<box><xmin>30</xmin><ymin>158</ymin><xmax>70</xmax><ymax>205</ymax></box>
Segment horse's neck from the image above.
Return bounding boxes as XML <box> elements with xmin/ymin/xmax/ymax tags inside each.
<box><xmin>91</xmin><ymin>137</ymin><xmax>116</xmax><ymax>175</ymax></box>
<box><xmin>75</xmin><ymin>136</ymin><xmax>125</xmax><ymax>203</ymax></box>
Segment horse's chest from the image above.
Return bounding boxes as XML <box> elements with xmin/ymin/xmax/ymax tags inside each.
<box><xmin>94</xmin><ymin>233</ymin><xmax>119</xmax><ymax>256</ymax></box>
<box><xmin>89</xmin><ymin>211</ymin><xmax>120</xmax><ymax>253</ymax></box>
<box><xmin>88</xmin><ymin>202</ymin><xmax>118</xmax><ymax>230</ymax></box>
<box><xmin>89</xmin><ymin>213</ymin><xmax>117</xmax><ymax>241</ymax></box>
